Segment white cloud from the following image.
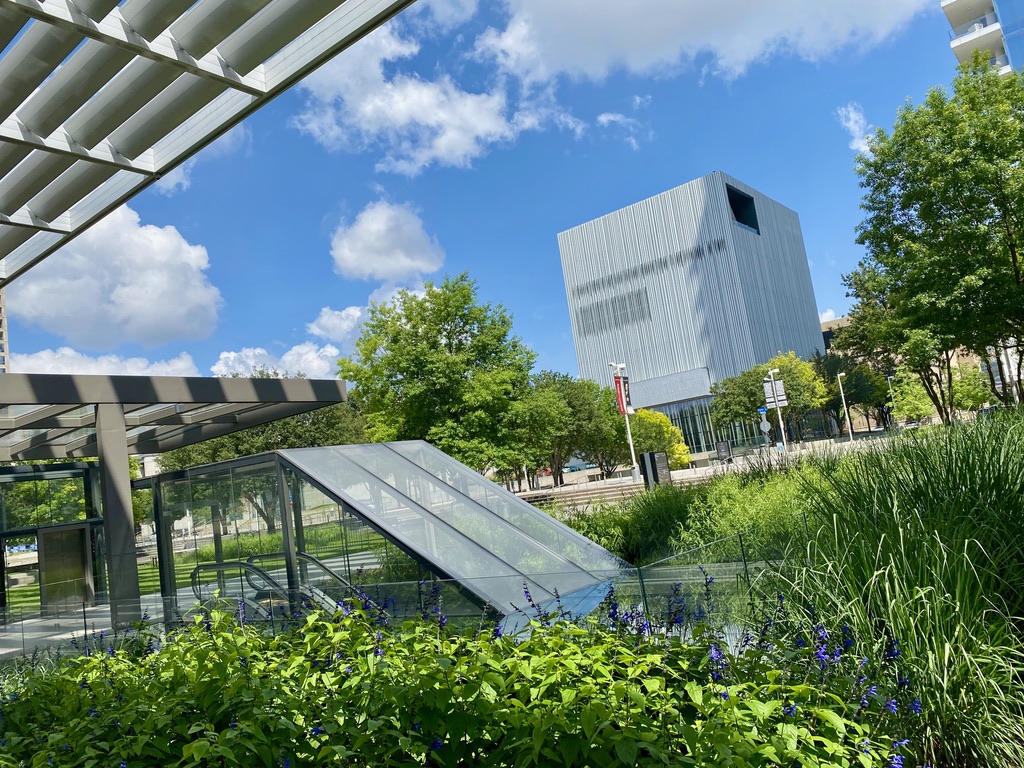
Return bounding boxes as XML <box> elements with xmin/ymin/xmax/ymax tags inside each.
<box><xmin>478</xmin><ymin>0</ymin><xmax>933</xmax><ymax>81</ymax></box>
<box><xmin>154</xmin><ymin>125</ymin><xmax>252</xmax><ymax>195</ymax></box>
<box><xmin>307</xmin><ymin>306</ymin><xmax>364</xmax><ymax>344</ymax></box>
<box><xmin>7</xmin><ymin>206</ymin><xmax>222</xmax><ymax>349</ymax></box>
<box><xmin>819</xmin><ymin>309</ymin><xmax>837</xmax><ymax>323</ymax></box>
<box><xmin>211</xmin><ymin>344</ymin><xmax>340</xmax><ymax>379</ymax></box>
<box><xmin>330</xmin><ymin>200</ymin><xmax>444</xmax><ymax>282</ymax></box>
<box><xmin>11</xmin><ymin>348</ymin><xmax>200</xmax><ymax>376</ymax></box>
<box><xmin>368</xmin><ymin>282</ymin><xmax>424</xmax><ymax>306</ymax></box>
<box><xmin>292</xmin><ymin>24</ymin><xmax>573</xmax><ymax>175</ymax></box>
<box><xmin>836</xmin><ymin>102</ymin><xmax>874</xmax><ymax>154</ymax></box>
<box><xmin>411</xmin><ymin>0</ymin><xmax>479</xmax><ymax>30</ymax></box>
<box><xmin>596</xmin><ymin>112</ymin><xmax>645</xmax><ymax>150</ymax></box>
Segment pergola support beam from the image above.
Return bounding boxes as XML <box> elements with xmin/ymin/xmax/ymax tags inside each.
<box><xmin>95</xmin><ymin>402</ymin><xmax>141</xmax><ymax>624</ymax></box>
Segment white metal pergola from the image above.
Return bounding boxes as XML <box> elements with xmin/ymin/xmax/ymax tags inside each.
<box><xmin>0</xmin><ymin>0</ymin><xmax>415</xmax><ymax>288</ymax></box>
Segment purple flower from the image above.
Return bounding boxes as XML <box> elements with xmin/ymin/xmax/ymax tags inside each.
<box><xmin>783</xmin><ymin>703</ymin><xmax>798</xmax><ymax>717</ymax></box>
<box><xmin>885</xmin><ymin>699</ymin><xmax>898</xmax><ymax>715</ymax></box>
<box><xmin>709</xmin><ymin>643</ymin><xmax>725</xmax><ymax>665</ymax></box>
<box><xmin>429</xmin><ymin>737</ymin><xmax>443</xmax><ymax>751</ymax></box>
<box><xmin>815</xmin><ymin>644</ymin><xmax>830</xmax><ymax>669</ymax></box>
<box><xmin>910</xmin><ymin>699</ymin><xmax>922</xmax><ymax>714</ymax></box>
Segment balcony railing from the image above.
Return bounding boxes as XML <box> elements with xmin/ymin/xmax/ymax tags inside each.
<box><xmin>951</xmin><ymin>12</ymin><xmax>1000</xmax><ymax>40</ymax></box>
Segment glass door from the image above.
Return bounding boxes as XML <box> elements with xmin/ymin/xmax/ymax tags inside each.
<box><xmin>37</xmin><ymin>523</ymin><xmax>94</xmax><ymax>614</ymax></box>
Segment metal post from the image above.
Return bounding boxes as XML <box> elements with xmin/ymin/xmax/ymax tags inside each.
<box><xmin>837</xmin><ymin>372</ymin><xmax>854</xmax><ymax>442</ymax></box>
<box><xmin>767</xmin><ymin>368</ymin><xmax>788</xmax><ymax>452</ymax></box>
<box><xmin>636</xmin><ymin>567</ymin><xmax>650</xmax><ymax>617</ymax></box>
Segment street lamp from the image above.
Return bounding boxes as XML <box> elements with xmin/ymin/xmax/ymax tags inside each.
<box><xmin>609</xmin><ymin>362</ymin><xmax>642</xmax><ymax>483</ymax></box>
<box><xmin>837</xmin><ymin>372</ymin><xmax>854</xmax><ymax>442</ymax></box>
<box><xmin>766</xmin><ymin>368</ymin><xmax>788</xmax><ymax>452</ymax></box>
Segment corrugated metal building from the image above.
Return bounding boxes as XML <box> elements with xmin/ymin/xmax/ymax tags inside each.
<box><xmin>558</xmin><ymin>171</ymin><xmax>822</xmax><ymax>453</ymax></box>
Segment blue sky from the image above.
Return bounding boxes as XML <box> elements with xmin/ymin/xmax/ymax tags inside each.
<box><xmin>8</xmin><ymin>0</ymin><xmax>958</xmax><ymax>380</ymax></box>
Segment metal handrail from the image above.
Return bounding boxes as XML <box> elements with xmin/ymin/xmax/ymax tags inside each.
<box><xmin>189</xmin><ymin>560</ymin><xmax>289</xmax><ymax>603</ymax></box>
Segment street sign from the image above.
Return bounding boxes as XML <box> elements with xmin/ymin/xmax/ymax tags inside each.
<box><xmin>757</xmin><ymin>406</ymin><xmax>768</xmax><ymax>415</ymax></box>
<box><xmin>759</xmin><ymin>419</ymin><xmax>771</xmax><ymax>433</ymax></box>
<box><xmin>763</xmin><ymin>379</ymin><xmax>788</xmax><ymax>408</ymax></box>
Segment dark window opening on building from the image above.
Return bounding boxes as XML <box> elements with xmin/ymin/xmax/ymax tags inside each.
<box><xmin>726</xmin><ymin>185</ymin><xmax>760</xmax><ymax>234</ymax></box>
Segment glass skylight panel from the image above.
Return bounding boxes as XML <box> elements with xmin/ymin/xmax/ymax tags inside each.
<box><xmin>280</xmin><ymin>442</ymin><xmax>628</xmax><ymax>618</ymax></box>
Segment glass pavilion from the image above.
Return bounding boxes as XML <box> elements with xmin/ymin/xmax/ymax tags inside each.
<box><xmin>134</xmin><ymin>441</ymin><xmax>632</xmax><ymax>633</ymax></box>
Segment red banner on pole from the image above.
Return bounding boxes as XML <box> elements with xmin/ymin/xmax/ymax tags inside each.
<box><xmin>614</xmin><ymin>375</ymin><xmax>634</xmax><ymax>415</ymax></box>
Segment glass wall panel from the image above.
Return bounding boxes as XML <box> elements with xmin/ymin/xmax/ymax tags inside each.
<box><xmin>2</xmin><ymin>534</ymin><xmax>39</xmax><ymax>615</ymax></box>
<box><xmin>158</xmin><ymin>458</ymin><xmax>285</xmax><ymax>615</ymax></box>
<box><xmin>0</xmin><ymin>476</ymin><xmax>87</xmax><ymax>532</ymax></box>
<box><xmin>652</xmin><ymin>396</ymin><xmax>716</xmax><ymax>455</ymax></box>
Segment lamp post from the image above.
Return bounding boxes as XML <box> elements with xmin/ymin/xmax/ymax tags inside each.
<box><xmin>886</xmin><ymin>375</ymin><xmax>896</xmax><ymax>429</ymax></box>
<box><xmin>837</xmin><ymin>372</ymin><xmax>854</xmax><ymax>442</ymax></box>
<box><xmin>766</xmin><ymin>368</ymin><xmax>787</xmax><ymax>452</ymax></box>
<box><xmin>609</xmin><ymin>362</ymin><xmax>642</xmax><ymax>483</ymax></box>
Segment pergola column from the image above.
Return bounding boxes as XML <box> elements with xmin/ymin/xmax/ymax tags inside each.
<box><xmin>95</xmin><ymin>402</ymin><xmax>141</xmax><ymax>623</ymax></box>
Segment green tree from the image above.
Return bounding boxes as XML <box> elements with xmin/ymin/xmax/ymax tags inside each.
<box><xmin>849</xmin><ymin>55</ymin><xmax>1024</xmax><ymax>414</ymax></box>
<box><xmin>890</xmin><ymin>368</ymin><xmax>935</xmax><ymax>423</ymax></box>
<box><xmin>499</xmin><ymin>374</ymin><xmax>571</xmax><ymax>490</ymax></box>
<box><xmin>710</xmin><ymin>352</ymin><xmax>827</xmax><ymax>441</ymax></box>
<box><xmin>579</xmin><ymin>387</ymin><xmax>629</xmax><ymax>479</ymax></box>
<box><xmin>812</xmin><ymin>352</ymin><xmax>887</xmax><ymax>435</ymax></box>
<box><xmin>520</xmin><ymin>374</ymin><xmax>612</xmax><ymax>488</ymax></box>
<box><xmin>630</xmin><ymin>409</ymin><xmax>691</xmax><ymax>469</ymax></box>
<box><xmin>338</xmin><ymin>273</ymin><xmax>535</xmax><ymax>471</ymax></box>
<box><xmin>953</xmin><ymin>365</ymin><xmax>992</xmax><ymax>413</ymax></box>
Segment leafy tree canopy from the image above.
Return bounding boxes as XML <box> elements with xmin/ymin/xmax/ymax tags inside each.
<box><xmin>890</xmin><ymin>368</ymin><xmax>935</xmax><ymax>423</ymax></box>
<box><xmin>338</xmin><ymin>273</ymin><xmax>535</xmax><ymax>471</ymax></box>
<box><xmin>710</xmin><ymin>352</ymin><xmax>827</xmax><ymax>436</ymax></box>
<box><xmin>630</xmin><ymin>409</ymin><xmax>691</xmax><ymax>469</ymax></box>
<box><xmin>842</xmin><ymin>54</ymin><xmax>1024</xmax><ymax>415</ymax></box>
<box><xmin>578</xmin><ymin>386</ymin><xmax>629</xmax><ymax>479</ymax></box>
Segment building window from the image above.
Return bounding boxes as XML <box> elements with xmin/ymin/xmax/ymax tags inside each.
<box><xmin>726</xmin><ymin>185</ymin><xmax>760</xmax><ymax>235</ymax></box>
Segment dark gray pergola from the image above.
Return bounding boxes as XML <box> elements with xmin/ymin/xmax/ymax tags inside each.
<box><xmin>0</xmin><ymin>372</ymin><xmax>346</xmax><ymax>620</ymax></box>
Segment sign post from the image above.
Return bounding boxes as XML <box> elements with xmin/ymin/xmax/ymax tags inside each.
<box><xmin>757</xmin><ymin>406</ymin><xmax>771</xmax><ymax>447</ymax></box>
<box><xmin>764</xmin><ymin>369</ymin><xmax>788</xmax><ymax>452</ymax></box>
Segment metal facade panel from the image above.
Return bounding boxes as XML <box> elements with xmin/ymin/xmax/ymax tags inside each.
<box><xmin>628</xmin><ymin>368</ymin><xmax>712</xmax><ymax>409</ymax></box>
<box><xmin>559</xmin><ymin>172</ymin><xmax>822</xmax><ymax>404</ymax></box>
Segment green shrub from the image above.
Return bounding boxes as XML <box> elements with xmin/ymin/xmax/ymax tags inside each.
<box><xmin>549</xmin><ymin>484</ymin><xmax>704</xmax><ymax>565</ymax></box>
<box><xmin>0</xmin><ymin>607</ymin><xmax>903</xmax><ymax>768</ymax></box>
<box><xmin>674</xmin><ymin>470</ymin><xmax>810</xmax><ymax>563</ymax></box>
<box><xmin>780</xmin><ymin>416</ymin><xmax>1024</xmax><ymax>767</ymax></box>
